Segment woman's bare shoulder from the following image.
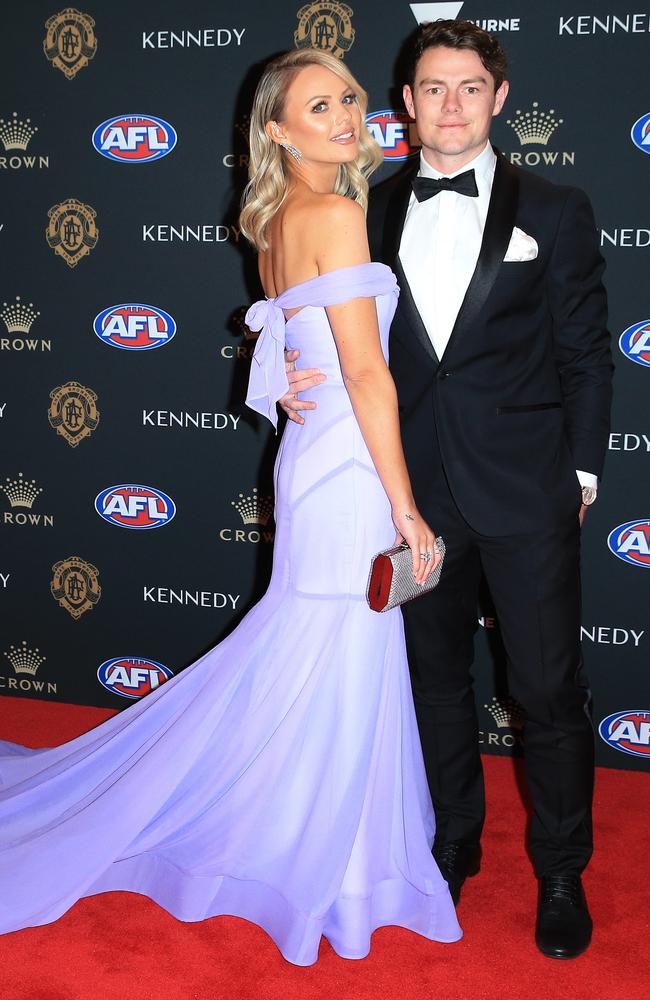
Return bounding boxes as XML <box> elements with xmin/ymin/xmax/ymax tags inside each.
<box><xmin>263</xmin><ymin>193</ymin><xmax>368</xmax><ymax>292</ymax></box>
<box><xmin>292</xmin><ymin>194</ymin><xmax>368</xmax><ymax>268</ymax></box>
<box><xmin>291</xmin><ymin>191</ymin><xmax>364</xmax><ymax>229</ymax></box>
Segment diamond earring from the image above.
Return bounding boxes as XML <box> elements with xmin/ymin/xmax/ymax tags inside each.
<box><xmin>280</xmin><ymin>141</ymin><xmax>303</xmax><ymax>163</ymax></box>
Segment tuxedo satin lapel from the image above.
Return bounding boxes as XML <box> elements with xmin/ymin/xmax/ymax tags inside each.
<box><xmin>381</xmin><ymin>162</ymin><xmax>417</xmax><ymax>265</ymax></box>
<box><xmin>441</xmin><ymin>153</ymin><xmax>520</xmax><ymax>361</ymax></box>
<box><xmin>394</xmin><ymin>257</ymin><xmax>439</xmax><ymax>365</ymax></box>
<box><xmin>382</xmin><ymin>163</ymin><xmax>438</xmax><ymax>367</ymax></box>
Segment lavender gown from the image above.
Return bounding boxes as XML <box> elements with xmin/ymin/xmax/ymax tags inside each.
<box><xmin>0</xmin><ymin>263</ymin><xmax>461</xmax><ymax>965</ymax></box>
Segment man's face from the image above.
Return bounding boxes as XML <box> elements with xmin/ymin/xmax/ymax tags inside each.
<box><xmin>403</xmin><ymin>45</ymin><xmax>508</xmax><ymax>169</ymax></box>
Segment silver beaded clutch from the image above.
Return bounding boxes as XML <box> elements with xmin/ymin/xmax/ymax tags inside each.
<box><xmin>366</xmin><ymin>537</ymin><xmax>445</xmax><ymax>613</ymax></box>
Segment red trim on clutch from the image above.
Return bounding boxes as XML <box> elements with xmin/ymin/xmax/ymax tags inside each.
<box><xmin>367</xmin><ymin>553</ymin><xmax>394</xmax><ymax>612</ymax></box>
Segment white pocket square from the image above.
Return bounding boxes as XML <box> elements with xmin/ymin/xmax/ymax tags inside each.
<box><xmin>504</xmin><ymin>226</ymin><xmax>538</xmax><ymax>262</ymax></box>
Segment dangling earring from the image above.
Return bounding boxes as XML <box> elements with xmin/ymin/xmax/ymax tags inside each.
<box><xmin>271</xmin><ymin>122</ymin><xmax>302</xmax><ymax>163</ymax></box>
<box><xmin>280</xmin><ymin>141</ymin><xmax>303</xmax><ymax>163</ymax></box>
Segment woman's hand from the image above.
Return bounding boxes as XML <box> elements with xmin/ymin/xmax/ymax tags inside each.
<box><xmin>392</xmin><ymin>508</ymin><xmax>441</xmax><ymax>586</ymax></box>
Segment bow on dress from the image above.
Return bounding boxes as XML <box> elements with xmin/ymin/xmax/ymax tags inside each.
<box><xmin>245</xmin><ymin>298</ymin><xmax>290</xmax><ymax>431</ymax></box>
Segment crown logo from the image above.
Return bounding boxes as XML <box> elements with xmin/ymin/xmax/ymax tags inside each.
<box><xmin>4</xmin><ymin>641</ymin><xmax>46</xmax><ymax>677</ymax></box>
<box><xmin>0</xmin><ymin>472</ymin><xmax>43</xmax><ymax>509</ymax></box>
<box><xmin>1</xmin><ymin>296</ymin><xmax>40</xmax><ymax>334</ymax></box>
<box><xmin>231</xmin><ymin>488</ymin><xmax>274</xmax><ymax>526</ymax></box>
<box><xmin>0</xmin><ymin>112</ymin><xmax>38</xmax><ymax>151</ymax></box>
<box><xmin>235</xmin><ymin>114</ymin><xmax>250</xmax><ymax>143</ymax></box>
<box><xmin>232</xmin><ymin>306</ymin><xmax>259</xmax><ymax>341</ymax></box>
<box><xmin>506</xmin><ymin>103</ymin><xmax>563</xmax><ymax>146</ymax></box>
<box><xmin>484</xmin><ymin>696</ymin><xmax>524</xmax><ymax>730</ymax></box>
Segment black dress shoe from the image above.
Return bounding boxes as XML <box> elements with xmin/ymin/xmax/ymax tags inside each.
<box><xmin>433</xmin><ymin>842</ymin><xmax>481</xmax><ymax>904</ymax></box>
<box><xmin>535</xmin><ymin>875</ymin><xmax>592</xmax><ymax>959</ymax></box>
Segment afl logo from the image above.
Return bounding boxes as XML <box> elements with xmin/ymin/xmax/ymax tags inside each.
<box><xmin>607</xmin><ymin>520</ymin><xmax>650</xmax><ymax>568</ymax></box>
<box><xmin>92</xmin><ymin>114</ymin><xmax>177</xmax><ymax>163</ymax></box>
<box><xmin>365</xmin><ymin>110</ymin><xmax>420</xmax><ymax>160</ymax></box>
<box><xmin>619</xmin><ymin>319</ymin><xmax>650</xmax><ymax>368</ymax></box>
<box><xmin>631</xmin><ymin>112</ymin><xmax>650</xmax><ymax>155</ymax></box>
<box><xmin>95</xmin><ymin>484</ymin><xmax>176</xmax><ymax>529</ymax></box>
<box><xmin>97</xmin><ymin>657</ymin><xmax>173</xmax><ymax>700</ymax></box>
<box><xmin>599</xmin><ymin>710</ymin><xmax>650</xmax><ymax>758</ymax></box>
<box><xmin>93</xmin><ymin>303</ymin><xmax>176</xmax><ymax>351</ymax></box>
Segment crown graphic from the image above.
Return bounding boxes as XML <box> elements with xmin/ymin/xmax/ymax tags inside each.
<box><xmin>0</xmin><ymin>112</ymin><xmax>38</xmax><ymax>151</ymax></box>
<box><xmin>231</xmin><ymin>488</ymin><xmax>274</xmax><ymax>526</ymax></box>
<box><xmin>232</xmin><ymin>306</ymin><xmax>258</xmax><ymax>341</ymax></box>
<box><xmin>0</xmin><ymin>472</ymin><xmax>43</xmax><ymax>509</ymax></box>
<box><xmin>235</xmin><ymin>114</ymin><xmax>251</xmax><ymax>142</ymax></box>
<box><xmin>1</xmin><ymin>296</ymin><xmax>40</xmax><ymax>334</ymax></box>
<box><xmin>484</xmin><ymin>696</ymin><xmax>525</xmax><ymax>730</ymax></box>
<box><xmin>506</xmin><ymin>102</ymin><xmax>563</xmax><ymax>146</ymax></box>
<box><xmin>4</xmin><ymin>641</ymin><xmax>46</xmax><ymax>677</ymax></box>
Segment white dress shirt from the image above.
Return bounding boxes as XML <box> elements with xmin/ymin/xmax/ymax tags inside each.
<box><xmin>399</xmin><ymin>141</ymin><xmax>496</xmax><ymax>361</ymax></box>
<box><xmin>397</xmin><ymin>141</ymin><xmax>597</xmax><ymax>492</ymax></box>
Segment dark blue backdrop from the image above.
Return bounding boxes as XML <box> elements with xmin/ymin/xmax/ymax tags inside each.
<box><xmin>1</xmin><ymin>1</ymin><xmax>648</xmax><ymax>771</ymax></box>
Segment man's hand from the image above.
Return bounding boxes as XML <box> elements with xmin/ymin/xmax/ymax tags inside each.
<box><xmin>279</xmin><ymin>349</ymin><xmax>326</xmax><ymax>425</ymax></box>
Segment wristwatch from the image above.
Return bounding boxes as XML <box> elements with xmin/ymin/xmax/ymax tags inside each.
<box><xmin>581</xmin><ymin>485</ymin><xmax>597</xmax><ymax>506</ymax></box>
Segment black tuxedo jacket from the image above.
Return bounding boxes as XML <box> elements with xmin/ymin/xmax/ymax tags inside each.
<box><xmin>368</xmin><ymin>153</ymin><xmax>613</xmax><ymax>536</ymax></box>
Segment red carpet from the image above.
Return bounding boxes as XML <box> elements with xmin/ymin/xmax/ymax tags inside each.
<box><xmin>0</xmin><ymin>696</ymin><xmax>647</xmax><ymax>1000</ymax></box>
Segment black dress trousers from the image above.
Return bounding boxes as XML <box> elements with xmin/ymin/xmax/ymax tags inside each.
<box><xmin>401</xmin><ymin>473</ymin><xmax>594</xmax><ymax>877</ymax></box>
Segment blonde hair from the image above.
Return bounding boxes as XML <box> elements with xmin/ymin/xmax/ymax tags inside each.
<box><xmin>239</xmin><ymin>49</ymin><xmax>383</xmax><ymax>251</ymax></box>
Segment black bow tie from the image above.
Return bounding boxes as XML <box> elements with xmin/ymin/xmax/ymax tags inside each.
<box><xmin>412</xmin><ymin>169</ymin><xmax>479</xmax><ymax>202</ymax></box>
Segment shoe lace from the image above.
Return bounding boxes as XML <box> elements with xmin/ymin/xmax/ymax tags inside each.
<box><xmin>541</xmin><ymin>875</ymin><xmax>581</xmax><ymax>906</ymax></box>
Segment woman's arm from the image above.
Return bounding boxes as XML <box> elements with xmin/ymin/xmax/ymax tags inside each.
<box><xmin>315</xmin><ymin>195</ymin><xmax>439</xmax><ymax>583</ymax></box>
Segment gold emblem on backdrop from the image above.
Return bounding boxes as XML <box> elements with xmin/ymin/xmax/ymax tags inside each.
<box><xmin>0</xmin><ymin>113</ymin><xmax>38</xmax><ymax>151</ymax></box>
<box><xmin>43</xmin><ymin>8</ymin><xmax>97</xmax><ymax>79</ymax></box>
<box><xmin>506</xmin><ymin>102</ymin><xmax>564</xmax><ymax>147</ymax></box>
<box><xmin>1</xmin><ymin>297</ymin><xmax>51</xmax><ymax>353</ymax></box>
<box><xmin>222</xmin><ymin>116</ymin><xmax>250</xmax><ymax>170</ymax></box>
<box><xmin>48</xmin><ymin>380</ymin><xmax>99</xmax><ymax>446</ymax></box>
<box><xmin>219</xmin><ymin>488</ymin><xmax>275</xmax><ymax>543</ymax></box>
<box><xmin>46</xmin><ymin>198</ymin><xmax>98</xmax><ymax>268</ymax></box>
<box><xmin>0</xmin><ymin>113</ymin><xmax>49</xmax><ymax>170</ymax></box>
<box><xmin>235</xmin><ymin>115</ymin><xmax>250</xmax><ymax>145</ymax></box>
<box><xmin>294</xmin><ymin>2</ymin><xmax>355</xmax><ymax>58</ymax></box>
<box><xmin>0</xmin><ymin>472</ymin><xmax>43</xmax><ymax>510</ymax></box>
<box><xmin>220</xmin><ymin>307</ymin><xmax>258</xmax><ymax>360</ymax></box>
<box><xmin>51</xmin><ymin>556</ymin><xmax>101</xmax><ymax>619</ymax></box>
<box><xmin>231</xmin><ymin>488</ymin><xmax>274</xmax><ymax>527</ymax></box>
<box><xmin>3</xmin><ymin>641</ymin><xmax>47</xmax><ymax>677</ymax></box>
<box><xmin>484</xmin><ymin>696</ymin><xmax>525</xmax><ymax>731</ymax></box>
<box><xmin>0</xmin><ymin>472</ymin><xmax>54</xmax><ymax>527</ymax></box>
<box><xmin>1</xmin><ymin>297</ymin><xmax>40</xmax><ymax>334</ymax></box>
<box><xmin>504</xmin><ymin>102</ymin><xmax>575</xmax><ymax>168</ymax></box>
<box><xmin>232</xmin><ymin>306</ymin><xmax>259</xmax><ymax>341</ymax></box>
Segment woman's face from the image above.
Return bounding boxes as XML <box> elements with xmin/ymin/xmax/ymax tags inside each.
<box><xmin>270</xmin><ymin>64</ymin><xmax>362</xmax><ymax>166</ymax></box>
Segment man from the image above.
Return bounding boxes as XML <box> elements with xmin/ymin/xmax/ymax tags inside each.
<box><xmin>281</xmin><ymin>21</ymin><xmax>612</xmax><ymax>959</ymax></box>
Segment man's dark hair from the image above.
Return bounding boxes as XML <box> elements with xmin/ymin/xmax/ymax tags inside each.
<box><xmin>405</xmin><ymin>20</ymin><xmax>508</xmax><ymax>92</ymax></box>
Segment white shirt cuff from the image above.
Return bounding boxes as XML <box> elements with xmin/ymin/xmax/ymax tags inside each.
<box><xmin>576</xmin><ymin>470</ymin><xmax>598</xmax><ymax>491</ymax></box>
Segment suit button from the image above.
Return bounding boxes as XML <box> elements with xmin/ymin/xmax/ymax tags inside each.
<box><xmin>437</xmin><ymin>371</ymin><xmax>452</xmax><ymax>380</ymax></box>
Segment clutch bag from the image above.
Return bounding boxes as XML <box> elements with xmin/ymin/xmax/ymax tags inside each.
<box><xmin>366</xmin><ymin>537</ymin><xmax>445</xmax><ymax>613</ymax></box>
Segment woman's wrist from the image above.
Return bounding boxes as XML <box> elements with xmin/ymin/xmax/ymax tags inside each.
<box><xmin>391</xmin><ymin>499</ymin><xmax>417</xmax><ymax>518</ymax></box>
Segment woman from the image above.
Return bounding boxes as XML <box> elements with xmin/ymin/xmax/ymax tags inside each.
<box><xmin>0</xmin><ymin>50</ymin><xmax>460</xmax><ymax>966</ymax></box>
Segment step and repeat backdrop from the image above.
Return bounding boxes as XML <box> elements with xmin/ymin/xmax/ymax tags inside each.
<box><xmin>1</xmin><ymin>1</ymin><xmax>648</xmax><ymax>770</ymax></box>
